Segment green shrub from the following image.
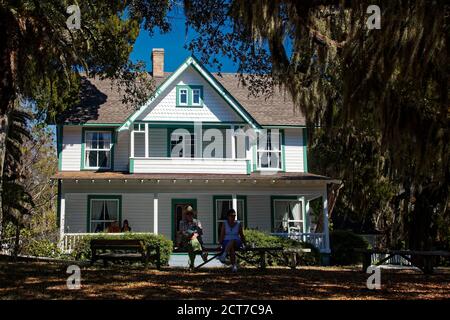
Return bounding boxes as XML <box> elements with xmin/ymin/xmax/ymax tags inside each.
<box><xmin>242</xmin><ymin>229</ymin><xmax>320</xmax><ymax>266</ymax></box>
<box><xmin>21</xmin><ymin>238</ymin><xmax>61</xmax><ymax>258</ymax></box>
<box><xmin>70</xmin><ymin>233</ymin><xmax>173</xmax><ymax>266</ymax></box>
<box><xmin>329</xmin><ymin>230</ymin><xmax>369</xmax><ymax>265</ymax></box>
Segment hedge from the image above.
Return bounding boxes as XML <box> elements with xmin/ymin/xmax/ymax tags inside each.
<box><xmin>241</xmin><ymin>229</ymin><xmax>320</xmax><ymax>266</ymax></box>
<box><xmin>69</xmin><ymin>233</ymin><xmax>173</xmax><ymax>266</ymax></box>
<box><xmin>329</xmin><ymin>230</ymin><xmax>369</xmax><ymax>265</ymax></box>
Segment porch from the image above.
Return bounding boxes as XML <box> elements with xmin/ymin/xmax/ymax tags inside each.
<box><xmin>54</xmin><ymin>171</ymin><xmax>337</xmax><ymax>257</ymax></box>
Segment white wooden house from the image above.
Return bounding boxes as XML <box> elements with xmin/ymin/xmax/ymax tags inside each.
<box><xmin>53</xmin><ymin>49</ymin><xmax>338</xmax><ymax>262</ymax></box>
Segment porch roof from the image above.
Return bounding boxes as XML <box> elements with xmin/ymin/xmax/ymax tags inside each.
<box><xmin>52</xmin><ymin>171</ymin><xmax>340</xmax><ymax>184</ymax></box>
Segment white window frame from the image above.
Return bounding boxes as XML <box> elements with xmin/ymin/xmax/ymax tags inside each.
<box><xmin>170</xmin><ymin>132</ymin><xmax>196</xmax><ymax>158</ymax></box>
<box><xmin>179</xmin><ymin>88</ymin><xmax>188</xmax><ymax>105</ymax></box>
<box><xmin>257</xmin><ymin>129</ymin><xmax>282</xmax><ymax>170</ymax></box>
<box><xmin>192</xmin><ymin>88</ymin><xmax>201</xmax><ymax>105</ymax></box>
<box><xmin>84</xmin><ymin>130</ymin><xmax>113</xmax><ymax>170</ymax></box>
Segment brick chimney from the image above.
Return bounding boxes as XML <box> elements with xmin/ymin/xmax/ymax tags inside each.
<box><xmin>152</xmin><ymin>48</ymin><xmax>164</xmax><ymax>77</ymax></box>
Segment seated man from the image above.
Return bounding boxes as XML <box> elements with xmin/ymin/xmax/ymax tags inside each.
<box><xmin>178</xmin><ymin>205</ymin><xmax>208</xmax><ymax>269</ymax></box>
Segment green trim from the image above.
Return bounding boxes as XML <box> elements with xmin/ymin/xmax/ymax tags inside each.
<box><xmin>270</xmin><ymin>196</ymin><xmax>298</xmax><ymax>232</ymax></box>
<box><xmin>189</xmin><ymin>56</ymin><xmax>260</xmax><ymax>128</ymax></box>
<box><xmin>171</xmin><ymin>198</ymin><xmax>197</xmax><ymax>242</ymax></box>
<box><xmin>119</xmin><ymin>56</ymin><xmax>261</xmax><ymax>131</ymax></box>
<box><xmin>281</xmin><ymin>129</ymin><xmax>286</xmax><ymax>172</ymax></box>
<box><xmin>246</xmin><ymin>160</ymin><xmax>251</xmax><ymax>174</ymax></box>
<box><xmin>86</xmin><ymin>195</ymin><xmax>122</xmax><ymax>233</ymax></box>
<box><xmin>212</xmin><ymin>195</ymin><xmax>247</xmax><ymax>243</ymax></box>
<box><xmin>129</xmin><ymin>158</ymin><xmax>134</xmax><ymax>173</ymax></box>
<box><xmin>81</xmin><ymin>127</ymin><xmax>116</xmax><ymax>171</ymax></box>
<box><xmin>175</xmin><ymin>85</ymin><xmax>204</xmax><ymax>107</ymax></box>
<box><xmin>56</xmin><ymin>125</ymin><xmax>63</xmax><ymax>171</ymax></box>
<box><xmin>302</xmin><ymin>128</ymin><xmax>308</xmax><ymax>173</ymax></box>
<box><xmin>56</xmin><ymin>180</ymin><xmax>62</xmax><ymax>227</ymax></box>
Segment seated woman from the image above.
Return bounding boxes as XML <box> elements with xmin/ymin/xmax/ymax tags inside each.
<box><xmin>121</xmin><ymin>219</ymin><xmax>132</xmax><ymax>232</ymax></box>
<box><xmin>218</xmin><ymin>208</ymin><xmax>246</xmax><ymax>272</ymax></box>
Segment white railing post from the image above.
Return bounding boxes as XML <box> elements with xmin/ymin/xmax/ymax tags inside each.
<box><xmin>59</xmin><ymin>196</ymin><xmax>65</xmax><ymax>250</ymax></box>
<box><xmin>153</xmin><ymin>193</ymin><xmax>159</xmax><ymax>234</ymax></box>
<box><xmin>322</xmin><ymin>190</ymin><xmax>331</xmax><ymax>254</ymax></box>
<box><xmin>145</xmin><ymin>123</ymin><xmax>149</xmax><ymax>158</ymax></box>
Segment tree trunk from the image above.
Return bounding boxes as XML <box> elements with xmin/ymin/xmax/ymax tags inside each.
<box><xmin>0</xmin><ymin>7</ymin><xmax>18</xmax><ymax>234</ymax></box>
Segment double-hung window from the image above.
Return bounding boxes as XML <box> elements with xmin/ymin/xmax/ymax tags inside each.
<box><xmin>178</xmin><ymin>88</ymin><xmax>188</xmax><ymax>105</ymax></box>
<box><xmin>89</xmin><ymin>196</ymin><xmax>121</xmax><ymax>233</ymax></box>
<box><xmin>257</xmin><ymin>129</ymin><xmax>282</xmax><ymax>169</ymax></box>
<box><xmin>192</xmin><ymin>88</ymin><xmax>201</xmax><ymax>105</ymax></box>
<box><xmin>84</xmin><ymin>131</ymin><xmax>112</xmax><ymax>169</ymax></box>
<box><xmin>176</xmin><ymin>85</ymin><xmax>203</xmax><ymax>107</ymax></box>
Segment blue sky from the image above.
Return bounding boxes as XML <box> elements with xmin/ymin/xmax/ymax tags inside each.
<box><xmin>130</xmin><ymin>8</ymin><xmax>238</xmax><ymax>73</ymax></box>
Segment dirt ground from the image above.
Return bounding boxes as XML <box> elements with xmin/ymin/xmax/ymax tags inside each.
<box><xmin>0</xmin><ymin>261</ymin><xmax>449</xmax><ymax>300</ymax></box>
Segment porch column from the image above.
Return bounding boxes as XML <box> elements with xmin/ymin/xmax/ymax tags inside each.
<box><xmin>130</xmin><ymin>129</ymin><xmax>135</xmax><ymax>158</ymax></box>
<box><xmin>232</xmin><ymin>194</ymin><xmax>238</xmax><ymax>221</ymax></box>
<box><xmin>322</xmin><ymin>189</ymin><xmax>331</xmax><ymax>253</ymax></box>
<box><xmin>59</xmin><ymin>194</ymin><xmax>66</xmax><ymax>249</ymax></box>
<box><xmin>153</xmin><ymin>193</ymin><xmax>158</xmax><ymax>234</ymax></box>
<box><xmin>231</xmin><ymin>125</ymin><xmax>236</xmax><ymax>159</ymax></box>
<box><xmin>144</xmin><ymin>123</ymin><xmax>149</xmax><ymax>158</ymax></box>
<box><xmin>305</xmin><ymin>200</ymin><xmax>310</xmax><ymax>233</ymax></box>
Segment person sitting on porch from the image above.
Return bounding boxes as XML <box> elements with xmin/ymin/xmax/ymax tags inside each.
<box><xmin>107</xmin><ymin>221</ymin><xmax>121</xmax><ymax>233</ymax></box>
<box><xmin>218</xmin><ymin>208</ymin><xmax>246</xmax><ymax>272</ymax></box>
<box><xmin>178</xmin><ymin>205</ymin><xmax>208</xmax><ymax>269</ymax></box>
<box><xmin>121</xmin><ymin>219</ymin><xmax>132</xmax><ymax>232</ymax></box>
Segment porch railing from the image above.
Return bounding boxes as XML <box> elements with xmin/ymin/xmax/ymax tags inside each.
<box><xmin>60</xmin><ymin>232</ymin><xmax>152</xmax><ymax>254</ymax></box>
<box><xmin>271</xmin><ymin>232</ymin><xmax>327</xmax><ymax>252</ymax></box>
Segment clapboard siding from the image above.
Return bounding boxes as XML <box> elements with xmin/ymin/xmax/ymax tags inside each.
<box><xmin>61</xmin><ymin>126</ymin><xmax>82</xmax><ymax>171</ymax></box>
<box><xmin>65</xmin><ymin>193</ymin><xmax>87</xmax><ymax>233</ymax></box>
<box><xmin>149</xmin><ymin>128</ymin><xmax>167</xmax><ymax>157</ymax></box>
<box><xmin>247</xmin><ymin>195</ymin><xmax>271</xmax><ymax>232</ymax></box>
<box><xmin>134</xmin><ymin>132</ymin><xmax>146</xmax><ymax>158</ymax></box>
<box><xmin>138</xmin><ymin>67</ymin><xmax>243</xmax><ymax>123</ymax></box>
<box><xmin>284</xmin><ymin>128</ymin><xmax>305</xmax><ymax>173</ymax></box>
<box><xmin>114</xmin><ymin>130</ymin><xmax>129</xmax><ymax>171</ymax></box>
<box><xmin>133</xmin><ymin>158</ymin><xmax>248</xmax><ymax>174</ymax></box>
<box><xmin>122</xmin><ymin>194</ymin><xmax>153</xmax><ymax>232</ymax></box>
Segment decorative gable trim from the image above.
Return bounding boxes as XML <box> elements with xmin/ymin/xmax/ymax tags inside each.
<box><xmin>118</xmin><ymin>56</ymin><xmax>261</xmax><ymax>131</ymax></box>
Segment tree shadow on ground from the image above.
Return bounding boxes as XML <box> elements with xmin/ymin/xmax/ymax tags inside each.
<box><xmin>0</xmin><ymin>261</ymin><xmax>449</xmax><ymax>300</ymax></box>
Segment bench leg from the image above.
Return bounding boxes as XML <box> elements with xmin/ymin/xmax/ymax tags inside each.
<box><xmin>362</xmin><ymin>253</ymin><xmax>371</xmax><ymax>272</ymax></box>
<box><xmin>259</xmin><ymin>251</ymin><xmax>266</xmax><ymax>270</ymax></box>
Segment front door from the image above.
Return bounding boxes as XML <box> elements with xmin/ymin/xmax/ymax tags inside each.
<box><xmin>172</xmin><ymin>198</ymin><xmax>197</xmax><ymax>243</ymax></box>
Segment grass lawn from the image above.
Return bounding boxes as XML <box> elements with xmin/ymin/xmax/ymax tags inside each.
<box><xmin>0</xmin><ymin>261</ymin><xmax>449</xmax><ymax>300</ymax></box>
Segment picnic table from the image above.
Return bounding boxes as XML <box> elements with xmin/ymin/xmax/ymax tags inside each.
<box><xmin>90</xmin><ymin>239</ymin><xmax>161</xmax><ymax>268</ymax></box>
<box><xmin>173</xmin><ymin>246</ymin><xmax>311</xmax><ymax>270</ymax></box>
<box><xmin>355</xmin><ymin>248</ymin><xmax>450</xmax><ymax>274</ymax></box>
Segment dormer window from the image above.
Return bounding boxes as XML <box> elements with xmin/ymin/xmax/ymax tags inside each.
<box><xmin>179</xmin><ymin>88</ymin><xmax>188</xmax><ymax>105</ymax></box>
<box><xmin>192</xmin><ymin>88</ymin><xmax>201</xmax><ymax>105</ymax></box>
<box><xmin>176</xmin><ymin>85</ymin><xmax>203</xmax><ymax>107</ymax></box>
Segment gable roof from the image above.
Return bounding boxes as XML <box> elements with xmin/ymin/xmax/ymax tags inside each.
<box><xmin>58</xmin><ymin>57</ymin><xmax>306</xmax><ymax>127</ymax></box>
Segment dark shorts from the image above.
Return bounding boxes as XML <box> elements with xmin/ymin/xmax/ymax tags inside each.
<box><xmin>222</xmin><ymin>239</ymin><xmax>242</xmax><ymax>250</ymax></box>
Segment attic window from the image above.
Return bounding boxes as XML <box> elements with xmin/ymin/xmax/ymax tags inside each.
<box><xmin>179</xmin><ymin>88</ymin><xmax>188</xmax><ymax>105</ymax></box>
<box><xmin>176</xmin><ymin>85</ymin><xmax>203</xmax><ymax>107</ymax></box>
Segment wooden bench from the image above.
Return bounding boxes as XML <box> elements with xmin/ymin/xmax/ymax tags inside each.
<box><xmin>173</xmin><ymin>246</ymin><xmax>311</xmax><ymax>270</ymax></box>
<box><xmin>90</xmin><ymin>239</ymin><xmax>161</xmax><ymax>268</ymax></box>
<box><xmin>355</xmin><ymin>248</ymin><xmax>450</xmax><ymax>274</ymax></box>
